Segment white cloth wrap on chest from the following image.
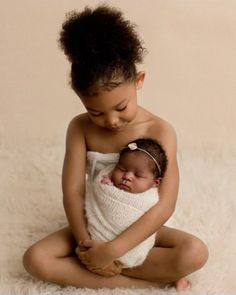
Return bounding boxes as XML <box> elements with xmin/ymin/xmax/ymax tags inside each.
<box><xmin>85</xmin><ymin>164</ymin><xmax>159</xmax><ymax>268</ymax></box>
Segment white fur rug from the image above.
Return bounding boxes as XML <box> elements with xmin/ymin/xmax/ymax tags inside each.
<box><xmin>1</xmin><ymin>138</ymin><xmax>236</xmax><ymax>295</ymax></box>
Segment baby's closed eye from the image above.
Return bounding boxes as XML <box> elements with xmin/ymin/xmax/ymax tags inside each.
<box><xmin>135</xmin><ymin>173</ymin><xmax>145</xmax><ymax>178</ymax></box>
<box><xmin>116</xmin><ymin>165</ymin><xmax>126</xmax><ymax>172</ymax></box>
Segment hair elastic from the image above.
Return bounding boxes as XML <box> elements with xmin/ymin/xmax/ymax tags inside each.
<box><xmin>123</xmin><ymin>142</ymin><xmax>162</xmax><ymax>176</ymax></box>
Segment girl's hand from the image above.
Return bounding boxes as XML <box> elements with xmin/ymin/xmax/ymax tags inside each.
<box><xmin>76</xmin><ymin>239</ymin><xmax>117</xmax><ymax>270</ymax></box>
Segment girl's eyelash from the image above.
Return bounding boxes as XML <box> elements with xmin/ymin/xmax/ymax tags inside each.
<box><xmin>116</xmin><ymin>106</ymin><xmax>127</xmax><ymax>112</ymax></box>
<box><xmin>89</xmin><ymin>105</ymin><xmax>127</xmax><ymax>116</ymax></box>
<box><xmin>90</xmin><ymin>113</ymin><xmax>102</xmax><ymax>117</ymax></box>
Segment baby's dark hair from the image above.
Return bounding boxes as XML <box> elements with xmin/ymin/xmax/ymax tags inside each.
<box><xmin>120</xmin><ymin>138</ymin><xmax>168</xmax><ymax>178</ymax></box>
<box><xmin>59</xmin><ymin>5</ymin><xmax>146</xmax><ymax>96</ymax></box>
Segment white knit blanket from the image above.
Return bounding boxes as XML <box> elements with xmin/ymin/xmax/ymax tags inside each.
<box><xmin>85</xmin><ymin>164</ymin><xmax>159</xmax><ymax>268</ymax></box>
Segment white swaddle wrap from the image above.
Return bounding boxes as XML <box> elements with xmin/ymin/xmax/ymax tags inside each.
<box><xmin>85</xmin><ymin>162</ymin><xmax>159</xmax><ymax>268</ymax></box>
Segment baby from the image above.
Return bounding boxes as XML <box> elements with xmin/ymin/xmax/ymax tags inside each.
<box><xmin>101</xmin><ymin>139</ymin><xmax>167</xmax><ymax>193</ymax></box>
<box><xmin>85</xmin><ymin>138</ymin><xmax>168</xmax><ymax>269</ymax></box>
<box><xmin>101</xmin><ymin>138</ymin><xmax>167</xmax><ymax>193</ymax></box>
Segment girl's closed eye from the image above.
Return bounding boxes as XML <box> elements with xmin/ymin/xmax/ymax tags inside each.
<box><xmin>89</xmin><ymin>112</ymin><xmax>103</xmax><ymax>117</ymax></box>
<box><xmin>116</xmin><ymin>105</ymin><xmax>127</xmax><ymax>112</ymax></box>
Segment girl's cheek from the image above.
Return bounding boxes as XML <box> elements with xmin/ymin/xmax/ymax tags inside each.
<box><xmin>127</xmin><ymin>106</ymin><xmax>138</xmax><ymax>119</ymax></box>
<box><xmin>122</xmin><ymin>110</ymin><xmax>132</xmax><ymax>121</ymax></box>
<box><xmin>90</xmin><ymin>116</ymin><xmax>103</xmax><ymax>126</ymax></box>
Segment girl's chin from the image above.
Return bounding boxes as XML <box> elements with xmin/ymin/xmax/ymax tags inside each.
<box><xmin>105</xmin><ymin>124</ymin><xmax>128</xmax><ymax>131</ymax></box>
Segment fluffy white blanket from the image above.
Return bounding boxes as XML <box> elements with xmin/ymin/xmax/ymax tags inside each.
<box><xmin>85</xmin><ymin>164</ymin><xmax>158</xmax><ymax>268</ymax></box>
<box><xmin>1</xmin><ymin>142</ymin><xmax>235</xmax><ymax>294</ymax></box>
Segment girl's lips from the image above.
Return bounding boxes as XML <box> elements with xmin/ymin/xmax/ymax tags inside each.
<box><xmin>108</xmin><ymin>126</ymin><xmax>124</xmax><ymax>131</ymax></box>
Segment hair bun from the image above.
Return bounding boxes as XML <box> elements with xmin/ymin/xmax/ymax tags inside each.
<box><xmin>59</xmin><ymin>5</ymin><xmax>145</xmax><ymax>65</ymax></box>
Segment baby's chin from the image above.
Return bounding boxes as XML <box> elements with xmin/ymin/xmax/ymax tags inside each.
<box><xmin>117</xmin><ymin>183</ymin><xmax>132</xmax><ymax>192</ymax></box>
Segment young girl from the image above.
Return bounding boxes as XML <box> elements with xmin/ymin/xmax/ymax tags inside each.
<box><xmin>23</xmin><ymin>5</ymin><xmax>208</xmax><ymax>291</ymax></box>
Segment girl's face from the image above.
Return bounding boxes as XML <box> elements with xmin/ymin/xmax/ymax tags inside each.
<box><xmin>80</xmin><ymin>72</ymin><xmax>145</xmax><ymax>131</ymax></box>
<box><xmin>111</xmin><ymin>151</ymin><xmax>158</xmax><ymax>193</ymax></box>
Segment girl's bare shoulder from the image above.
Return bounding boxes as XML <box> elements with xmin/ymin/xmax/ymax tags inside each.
<box><xmin>155</xmin><ymin>116</ymin><xmax>176</xmax><ymax>139</ymax></box>
<box><xmin>146</xmin><ymin>112</ymin><xmax>177</xmax><ymax>152</ymax></box>
<box><xmin>68</xmin><ymin>113</ymin><xmax>90</xmax><ymax>129</ymax></box>
<box><xmin>64</xmin><ymin>113</ymin><xmax>91</xmax><ymax>151</ymax></box>
<box><xmin>66</xmin><ymin>113</ymin><xmax>92</xmax><ymax>138</ymax></box>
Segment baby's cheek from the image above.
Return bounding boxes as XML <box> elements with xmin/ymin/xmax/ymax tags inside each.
<box><xmin>112</xmin><ymin>172</ymin><xmax>121</xmax><ymax>186</ymax></box>
<box><xmin>133</xmin><ymin>181</ymin><xmax>147</xmax><ymax>193</ymax></box>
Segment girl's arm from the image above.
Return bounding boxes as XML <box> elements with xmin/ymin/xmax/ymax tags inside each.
<box><xmin>63</xmin><ymin>118</ymin><xmax>123</xmax><ymax>276</ymax></box>
<box><xmin>62</xmin><ymin>116</ymin><xmax>90</xmax><ymax>244</ymax></box>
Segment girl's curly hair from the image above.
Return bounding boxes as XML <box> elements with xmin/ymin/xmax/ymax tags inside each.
<box><xmin>59</xmin><ymin>5</ymin><xmax>146</xmax><ymax>95</ymax></box>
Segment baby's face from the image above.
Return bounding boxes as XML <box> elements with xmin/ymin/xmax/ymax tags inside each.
<box><xmin>111</xmin><ymin>151</ymin><xmax>158</xmax><ymax>193</ymax></box>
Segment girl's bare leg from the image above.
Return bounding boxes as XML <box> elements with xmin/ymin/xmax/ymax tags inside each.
<box><xmin>122</xmin><ymin>226</ymin><xmax>208</xmax><ymax>290</ymax></box>
<box><xmin>23</xmin><ymin>228</ymin><xmax>157</xmax><ymax>288</ymax></box>
<box><xmin>23</xmin><ymin>226</ymin><xmax>208</xmax><ymax>289</ymax></box>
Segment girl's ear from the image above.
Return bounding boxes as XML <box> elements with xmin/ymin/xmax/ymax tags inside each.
<box><xmin>136</xmin><ymin>71</ymin><xmax>145</xmax><ymax>90</ymax></box>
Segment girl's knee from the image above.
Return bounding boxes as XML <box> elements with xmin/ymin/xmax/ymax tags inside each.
<box><xmin>177</xmin><ymin>236</ymin><xmax>209</xmax><ymax>275</ymax></box>
<box><xmin>189</xmin><ymin>237</ymin><xmax>208</xmax><ymax>269</ymax></box>
<box><xmin>23</xmin><ymin>244</ymin><xmax>53</xmax><ymax>280</ymax></box>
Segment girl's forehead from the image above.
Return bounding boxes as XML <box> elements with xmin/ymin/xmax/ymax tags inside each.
<box><xmin>80</xmin><ymin>83</ymin><xmax>135</xmax><ymax>110</ymax></box>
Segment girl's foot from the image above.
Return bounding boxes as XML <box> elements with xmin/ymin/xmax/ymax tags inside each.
<box><xmin>175</xmin><ymin>277</ymin><xmax>192</xmax><ymax>291</ymax></box>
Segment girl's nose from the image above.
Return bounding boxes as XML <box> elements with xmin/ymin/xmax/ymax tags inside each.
<box><xmin>105</xmin><ymin>113</ymin><xmax>119</xmax><ymax>127</ymax></box>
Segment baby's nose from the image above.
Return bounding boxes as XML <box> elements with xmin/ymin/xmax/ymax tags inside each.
<box><xmin>123</xmin><ymin>171</ymin><xmax>133</xmax><ymax>181</ymax></box>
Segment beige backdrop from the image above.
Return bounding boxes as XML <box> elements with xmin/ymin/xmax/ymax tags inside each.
<box><xmin>1</xmin><ymin>0</ymin><xmax>236</xmax><ymax>149</ymax></box>
<box><xmin>1</xmin><ymin>1</ymin><xmax>236</xmax><ymax>293</ymax></box>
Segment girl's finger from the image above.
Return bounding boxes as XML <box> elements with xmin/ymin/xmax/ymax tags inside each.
<box><xmin>78</xmin><ymin>253</ymin><xmax>88</xmax><ymax>263</ymax></box>
<box><xmin>81</xmin><ymin>239</ymin><xmax>93</xmax><ymax>247</ymax></box>
<box><xmin>80</xmin><ymin>254</ymin><xmax>91</xmax><ymax>264</ymax></box>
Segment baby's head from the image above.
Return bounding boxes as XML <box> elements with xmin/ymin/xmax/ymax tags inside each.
<box><xmin>59</xmin><ymin>5</ymin><xmax>146</xmax><ymax>96</ymax></box>
<box><xmin>111</xmin><ymin>138</ymin><xmax>168</xmax><ymax>193</ymax></box>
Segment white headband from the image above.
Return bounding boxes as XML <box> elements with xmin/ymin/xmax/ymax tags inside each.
<box><xmin>122</xmin><ymin>142</ymin><xmax>162</xmax><ymax>176</ymax></box>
